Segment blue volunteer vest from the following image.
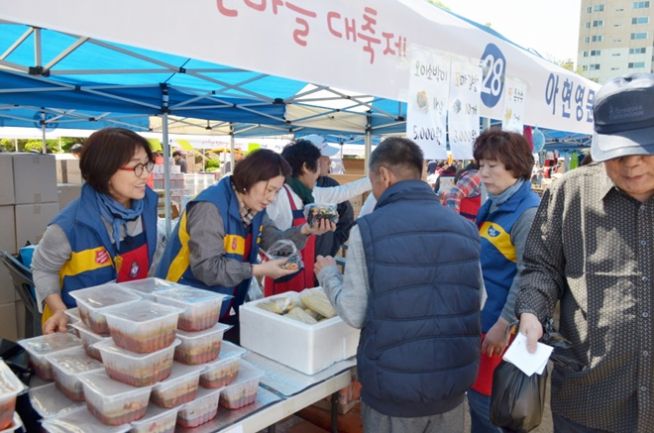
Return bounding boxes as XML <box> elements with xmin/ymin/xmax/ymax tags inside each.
<box><xmin>53</xmin><ymin>183</ymin><xmax>158</xmax><ymax>307</ymax></box>
<box><xmin>476</xmin><ymin>181</ymin><xmax>540</xmax><ymax>332</ymax></box>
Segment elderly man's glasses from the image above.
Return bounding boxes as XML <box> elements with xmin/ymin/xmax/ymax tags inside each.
<box><xmin>119</xmin><ymin>161</ymin><xmax>155</xmax><ymax>177</ymax></box>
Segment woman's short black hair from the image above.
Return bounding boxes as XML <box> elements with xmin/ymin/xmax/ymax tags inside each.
<box><xmin>473</xmin><ymin>128</ymin><xmax>534</xmax><ymax>180</ymax></box>
<box><xmin>232</xmin><ymin>149</ymin><xmax>291</xmax><ymax>192</ymax></box>
<box><xmin>79</xmin><ymin>128</ymin><xmax>153</xmax><ymax>194</ymax></box>
<box><xmin>281</xmin><ymin>139</ymin><xmax>321</xmax><ymax>178</ymax></box>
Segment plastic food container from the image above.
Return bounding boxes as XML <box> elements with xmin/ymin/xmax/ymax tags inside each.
<box><xmin>70</xmin><ymin>284</ymin><xmax>141</xmax><ymax>334</ymax></box>
<box><xmin>119</xmin><ymin>277</ymin><xmax>180</xmax><ymax>301</ymax></box>
<box><xmin>263</xmin><ymin>239</ymin><xmax>303</xmax><ymax>271</ymax></box>
<box><xmin>176</xmin><ymin>387</ymin><xmax>222</xmax><ymax>428</ymax></box>
<box><xmin>129</xmin><ymin>405</ymin><xmax>178</xmax><ymax>433</ymax></box>
<box><xmin>151</xmin><ymin>363</ymin><xmax>203</xmax><ymax>409</ymax></box>
<box><xmin>154</xmin><ymin>287</ymin><xmax>227</xmax><ymax>332</ymax></box>
<box><xmin>70</xmin><ymin>320</ymin><xmax>112</xmax><ymax>361</ymax></box>
<box><xmin>18</xmin><ymin>333</ymin><xmax>82</xmax><ymax>380</ymax></box>
<box><xmin>46</xmin><ymin>346</ymin><xmax>104</xmax><ymax>401</ymax></box>
<box><xmin>304</xmin><ymin>203</ymin><xmax>339</xmax><ymax>226</ymax></box>
<box><xmin>0</xmin><ymin>360</ymin><xmax>26</xmax><ymax>430</ymax></box>
<box><xmin>79</xmin><ymin>371</ymin><xmax>151</xmax><ymax>426</ymax></box>
<box><xmin>220</xmin><ymin>360</ymin><xmax>264</xmax><ymax>410</ymax></box>
<box><xmin>64</xmin><ymin>307</ymin><xmax>81</xmax><ymax>324</ymax></box>
<box><xmin>28</xmin><ymin>382</ymin><xmax>84</xmax><ymax>419</ymax></box>
<box><xmin>175</xmin><ymin>322</ymin><xmax>231</xmax><ymax>365</ymax></box>
<box><xmin>94</xmin><ymin>339</ymin><xmax>180</xmax><ymax>387</ymax></box>
<box><xmin>199</xmin><ymin>341</ymin><xmax>246</xmax><ymax>389</ymax></box>
<box><xmin>41</xmin><ymin>407</ymin><xmax>132</xmax><ymax>433</ymax></box>
<box><xmin>103</xmin><ymin>301</ymin><xmax>182</xmax><ymax>353</ymax></box>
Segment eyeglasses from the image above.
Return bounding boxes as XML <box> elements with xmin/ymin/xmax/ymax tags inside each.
<box><xmin>119</xmin><ymin>161</ymin><xmax>155</xmax><ymax>177</ymax></box>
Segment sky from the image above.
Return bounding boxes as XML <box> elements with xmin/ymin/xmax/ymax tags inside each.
<box><xmin>445</xmin><ymin>0</ymin><xmax>582</xmax><ymax>64</ymax></box>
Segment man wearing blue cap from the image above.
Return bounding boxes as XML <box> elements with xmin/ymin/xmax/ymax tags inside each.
<box><xmin>516</xmin><ymin>73</ymin><xmax>654</xmax><ymax>433</ymax></box>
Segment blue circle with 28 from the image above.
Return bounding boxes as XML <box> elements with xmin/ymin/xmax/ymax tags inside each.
<box><xmin>480</xmin><ymin>43</ymin><xmax>506</xmax><ymax>108</ymax></box>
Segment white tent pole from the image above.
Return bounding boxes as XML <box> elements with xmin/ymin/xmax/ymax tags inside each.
<box><xmin>229</xmin><ymin>123</ymin><xmax>235</xmax><ymax>172</ymax></box>
<box><xmin>481</xmin><ymin>117</ymin><xmax>490</xmax><ymax>131</ymax></box>
<box><xmin>364</xmin><ymin>116</ymin><xmax>372</xmax><ymax>176</ymax></box>
<box><xmin>162</xmin><ymin>113</ymin><xmax>171</xmax><ymax>236</ymax></box>
<box><xmin>40</xmin><ymin>111</ymin><xmax>47</xmax><ymax>153</ymax></box>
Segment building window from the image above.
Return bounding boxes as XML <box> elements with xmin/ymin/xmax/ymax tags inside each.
<box><xmin>628</xmin><ymin>61</ymin><xmax>646</xmax><ymax>68</ymax></box>
<box><xmin>590</xmin><ymin>50</ymin><xmax>602</xmax><ymax>56</ymax></box>
<box><xmin>612</xmin><ymin>53</ymin><xmax>621</xmax><ymax>56</ymax></box>
<box><xmin>630</xmin><ymin>47</ymin><xmax>647</xmax><ymax>54</ymax></box>
<box><xmin>633</xmin><ymin>1</ymin><xmax>650</xmax><ymax>8</ymax></box>
<box><xmin>586</xmin><ymin>22</ymin><xmax>591</xmax><ymax>28</ymax></box>
<box><xmin>631</xmin><ymin>32</ymin><xmax>648</xmax><ymax>39</ymax></box>
<box><xmin>632</xmin><ymin>16</ymin><xmax>649</xmax><ymax>24</ymax></box>
<box><xmin>592</xmin><ymin>35</ymin><xmax>604</xmax><ymax>42</ymax></box>
<box><xmin>590</xmin><ymin>64</ymin><xmax>601</xmax><ymax>70</ymax></box>
<box><xmin>592</xmin><ymin>20</ymin><xmax>604</xmax><ymax>27</ymax></box>
<box><xmin>585</xmin><ymin>36</ymin><xmax>591</xmax><ymax>43</ymax></box>
<box><xmin>583</xmin><ymin>51</ymin><xmax>589</xmax><ymax>57</ymax></box>
<box><xmin>587</xmin><ymin>6</ymin><xmax>592</xmax><ymax>12</ymax></box>
<box><xmin>594</xmin><ymin>4</ymin><xmax>605</xmax><ymax>11</ymax></box>
<box><xmin>582</xmin><ymin>65</ymin><xmax>588</xmax><ymax>71</ymax></box>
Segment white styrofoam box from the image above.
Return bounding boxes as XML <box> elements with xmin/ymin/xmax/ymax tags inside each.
<box><xmin>0</xmin><ymin>206</ymin><xmax>16</xmax><ymax>254</ymax></box>
<box><xmin>12</xmin><ymin>153</ymin><xmax>58</xmax><ymax>204</ymax></box>
<box><xmin>240</xmin><ymin>290</ymin><xmax>360</xmax><ymax>375</ymax></box>
<box><xmin>14</xmin><ymin>202</ymin><xmax>59</xmax><ymax>251</ymax></box>
<box><xmin>0</xmin><ymin>155</ymin><xmax>15</xmax><ymax>205</ymax></box>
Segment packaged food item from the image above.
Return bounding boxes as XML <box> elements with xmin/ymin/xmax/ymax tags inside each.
<box><xmin>263</xmin><ymin>240</ymin><xmax>302</xmax><ymax>271</ymax></box>
<box><xmin>79</xmin><ymin>371</ymin><xmax>151</xmax><ymax>426</ymax></box>
<box><xmin>304</xmin><ymin>203</ymin><xmax>338</xmax><ymax>226</ymax></box>
<box><xmin>46</xmin><ymin>347</ymin><xmax>104</xmax><ymax>401</ymax></box>
<box><xmin>256</xmin><ymin>295</ymin><xmax>297</xmax><ymax>315</ymax></box>
<box><xmin>285</xmin><ymin>306</ymin><xmax>318</xmax><ymax>324</ymax></box>
<box><xmin>18</xmin><ymin>333</ymin><xmax>82</xmax><ymax>380</ymax></box>
<box><xmin>69</xmin><ymin>284</ymin><xmax>141</xmax><ymax>335</ymax></box>
<box><xmin>176</xmin><ymin>387</ymin><xmax>222</xmax><ymax>428</ymax></box>
<box><xmin>174</xmin><ymin>322</ymin><xmax>231</xmax><ymax>365</ymax></box>
<box><xmin>41</xmin><ymin>406</ymin><xmax>132</xmax><ymax>433</ymax></box>
<box><xmin>154</xmin><ymin>287</ymin><xmax>227</xmax><ymax>332</ymax></box>
<box><xmin>119</xmin><ymin>278</ymin><xmax>180</xmax><ymax>301</ymax></box>
<box><xmin>219</xmin><ymin>360</ymin><xmax>264</xmax><ymax>410</ymax></box>
<box><xmin>199</xmin><ymin>341</ymin><xmax>246</xmax><ymax>389</ymax></box>
<box><xmin>70</xmin><ymin>321</ymin><xmax>112</xmax><ymax>361</ymax></box>
<box><xmin>64</xmin><ymin>308</ymin><xmax>81</xmax><ymax>324</ymax></box>
<box><xmin>129</xmin><ymin>405</ymin><xmax>178</xmax><ymax>433</ymax></box>
<box><xmin>29</xmin><ymin>383</ymin><xmax>84</xmax><ymax>419</ymax></box>
<box><xmin>151</xmin><ymin>363</ymin><xmax>203</xmax><ymax>408</ymax></box>
<box><xmin>0</xmin><ymin>360</ymin><xmax>26</xmax><ymax>430</ymax></box>
<box><xmin>300</xmin><ymin>287</ymin><xmax>336</xmax><ymax>319</ymax></box>
<box><xmin>103</xmin><ymin>301</ymin><xmax>182</xmax><ymax>353</ymax></box>
<box><xmin>0</xmin><ymin>413</ymin><xmax>21</xmax><ymax>433</ymax></box>
<box><xmin>94</xmin><ymin>339</ymin><xmax>179</xmax><ymax>387</ymax></box>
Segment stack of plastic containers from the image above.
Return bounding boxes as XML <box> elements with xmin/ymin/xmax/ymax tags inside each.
<box><xmin>154</xmin><ymin>287</ymin><xmax>227</xmax><ymax>331</ymax></box>
<box><xmin>45</xmin><ymin>346</ymin><xmax>104</xmax><ymax>401</ymax></box>
<box><xmin>18</xmin><ymin>333</ymin><xmax>82</xmax><ymax>380</ymax></box>
<box><xmin>69</xmin><ymin>284</ymin><xmax>141</xmax><ymax>334</ymax></box>
<box><xmin>0</xmin><ymin>359</ymin><xmax>26</xmax><ymax>431</ymax></box>
<box><xmin>119</xmin><ymin>277</ymin><xmax>179</xmax><ymax>301</ymax></box>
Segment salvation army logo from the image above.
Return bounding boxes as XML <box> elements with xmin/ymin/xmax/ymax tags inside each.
<box><xmin>480</xmin><ymin>43</ymin><xmax>506</xmax><ymax>108</ymax></box>
<box><xmin>488</xmin><ymin>227</ymin><xmax>500</xmax><ymax>237</ymax></box>
<box><xmin>231</xmin><ymin>237</ymin><xmax>239</xmax><ymax>252</ymax></box>
<box><xmin>96</xmin><ymin>249</ymin><xmax>110</xmax><ymax>264</ymax></box>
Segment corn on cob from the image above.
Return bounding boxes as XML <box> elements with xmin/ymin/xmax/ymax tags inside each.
<box><xmin>285</xmin><ymin>307</ymin><xmax>318</xmax><ymax>324</ymax></box>
<box><xmin>300</xmin><ymin>290</ymin><xmax>336</xmax><ymax>319</ymax></box>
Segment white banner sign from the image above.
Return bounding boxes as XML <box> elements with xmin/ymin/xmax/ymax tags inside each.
<box><xmin>0</xmin><ymin>0</ymin><xmax>601</xmax><ymax>134</ymax></box>
<box><xmin>503</xmin><ymin>78</ymin><xmax>527</xmax><ymax>133</ymax></box>
<box><xmin>406</xmin><ymin>47</ymin><xmax>449</xmax><ymax>159</ymax></box>
<box><xmin>448</xmin><ymin>60</ymin><xmax>481</xmax><ymax>160</ymax></box>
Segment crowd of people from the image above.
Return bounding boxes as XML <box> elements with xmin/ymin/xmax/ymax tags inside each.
<box><xmin>28</xmin><ymin>72</ymin><xmax>654</xmax><ymax>433</ymax></box>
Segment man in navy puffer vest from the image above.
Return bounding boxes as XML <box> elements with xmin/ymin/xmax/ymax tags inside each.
<box><xmin>316</xmin><ymin>137</ymin><xmax>482</xmax><ymax>433</ymax></box>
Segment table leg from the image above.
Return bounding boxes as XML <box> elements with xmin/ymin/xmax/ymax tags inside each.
<box><xmin>330</xmin><ymin>392</ymin><xmax>338</xmax><ymax>433</ymax></box>
<box><xmin>267</xmin><ymin>424</ymin><xmax>276</xmax><ymax>433</ymax></box>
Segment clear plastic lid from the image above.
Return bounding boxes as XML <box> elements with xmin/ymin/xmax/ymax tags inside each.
<box><xmin>78</xmin><ymin>371</ymin><xmax>152</xmax><ymax>398</ymax></box>
<box><xmin>102</xmin><ymin>301</ymin><xmax>183</xmax><ymax>325</ymax></box>
<box><xmin>69</xmin><ymin>284</ymin><xmax>141</xmax><ymax>310</ymax></box>
<box><xmin>154</xmin><ymin>287</ymin><xmax>226</xmax><ymax>305</ymax></box>
<box><xmin>129</xmin><ymin>405</ymin><xmax>178</xmax><ymax>429</ymax></box>
<box><xmin>64</xmin><ymin>308</ymin><xmax>81</xmax><ymax>323</ymax></box>
<box><xmin>70</xmin><ymin>321</ymin><xmax>108</xmax><ymax>342</ymax></box>
<box><xmin>203</xmin><ymin>341</ymin><xmax>246</xmax><ymax>368</ymax></box>
<box><xmin>41</xmin><ymin>407</ymin><xmax>131</xmax><ymax>433</ymax></box>
<box><xmin>17</xmin><ymin>333</ymin><xmax>81</xmax><ymax>358</ymax></box>
<box><xmin>29</xmin><ymin>383</ymin><xmax>84</xmax><ymax>419</ymax></box>
<box><xmin>175</xmin><ymin>322</ymin><xmax>231</xmax><ymax>340</ymax></box>
<box><xmin>118</xmin><ymin>277</ymin><xmax>179</xmax><ymax>295</ymax></box>
<box><xmin>46</xmin><ymin>347</ymin><xmax>104</xmax><ymax>375</ymax></box>
<box><xmin>228</xmin><ymin>359</ymin><xmax>264</xmax><ymax>384</ymax></box>
<box><xmin>93</xmin><ymin>338</ymin><xmax>181</xmax><ymax>362</ymax></box>
<box><xmin>0</xmin><ymin>359</ymin><xmax>25</xmax><ymax>398</ymax></box>
<box><xmin>153</xmin><ymin>363</ymin><xmax>203</xmax><ymax>389</ymax></box>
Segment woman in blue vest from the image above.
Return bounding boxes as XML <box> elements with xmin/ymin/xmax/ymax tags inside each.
<box><xmin>156</xmin><ymin>149</ymin><xmax>332</xmax><ymax>338</ymax></box>
<box><xmin>32</xmin><ymin>128</ymin><xmax>159</xmax><ymax>334</ymax></box>
<box><xmin>468</xmin><ymin>129</ymin><xmax>540</xmax><ymax>433</ymax></box>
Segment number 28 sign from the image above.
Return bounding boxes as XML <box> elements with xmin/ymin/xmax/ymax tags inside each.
<box><xmin>480</xmin><ymin>43</ymin><xmax>506</xmax><ymax>108</ymax></box>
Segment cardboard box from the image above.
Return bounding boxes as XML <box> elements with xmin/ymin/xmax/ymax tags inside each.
<box><xmin>0</xmin><ymin>265</ymin><xmax>15</xmax><ymax>305</ymax></box>
<box><xmin>58</xmin><ymin>184</ymin><xmax>82</xmax><ymax>210</ymax></box>
<box><xmin>0</xmin><ymin>155</ymin><xmax>15</xmax><ymax>205</ymax></box>
<box><xmin>13</xmin><ymin>153</ymin><xmax>58</xmax><ymax>204</ymax></box>
<box><xmin>56</xmin><ymin>159</ymin><xmax>83</xmax><ymax>184</ymax></box>
<box><xmin>0</xmin><ymin>301</ymin><xmax>18</xmax><ymax>341</ymax></box>
<box><xmin>14</xmin><ymin>203</ymin><xmax>59</xmax><ymax>250</ymax></box>
<box><xmin>0</xmin><ymin>206</ymin><xmax>16</xmax><ymax>254</ymax></box>
<box><xmin>240</xmin><ymin>290</ymin><xmax>360</xmax><ymax>375</ymax></box>
<box><xmin>15</xmin><ymin>300</ymin><xmax>26</xmax><ymax>340</ymax></box>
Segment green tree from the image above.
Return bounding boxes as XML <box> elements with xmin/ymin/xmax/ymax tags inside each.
<box><xmin>426</xmin><ymin>0</ymin><xmax>449</xmax><ymax>10</ymax></box>
<box><xmin>0</xmin><ymin>138</ymin><xmax>15</xmax><ymax>152</ymax></box>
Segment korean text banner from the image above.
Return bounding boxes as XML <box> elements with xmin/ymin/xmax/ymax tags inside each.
<box><xmin>0</xmin><ymin>0</ymin><xmax>600</xmax><ymax>134</ymax></box>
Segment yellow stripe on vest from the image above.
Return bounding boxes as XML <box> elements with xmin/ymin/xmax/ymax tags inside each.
<box><xmin>479</xmin><ymin>221</ymin><xmax>516</xmax><ymax>262</ymax></box>
<box><xmin>59</xmin><ymin>246</ymin><xmax>113</xmax><ymax>286</ymax></box>
<box><xmin>224</xmin><ymin>234</ymin><xmax>245</xmax><ymax>256</ymax></box>
<box><xmin>167</xmin><ymin>211</ymin><xmax>191</xmax><ymax>282</ymax></box>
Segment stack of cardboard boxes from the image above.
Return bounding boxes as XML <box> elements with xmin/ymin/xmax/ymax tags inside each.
<box><xmin>56</xmin><ymin>156</ymin><xmax>83</xmax><ymax>209</ymax></box>
<box><xmin>0</xmin><ymin>153</ymin><xmax>60</xmax><ymax>340</ymax></box>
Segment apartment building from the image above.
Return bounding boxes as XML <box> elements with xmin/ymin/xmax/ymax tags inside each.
<box><xmin>578</xmin><ymin>0</ymin><xmax>654</xmax><ymax>83</ymax></box>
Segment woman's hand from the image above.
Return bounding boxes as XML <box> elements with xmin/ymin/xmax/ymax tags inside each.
<box><xmin>481</xmin><ymin>317</ymin><xmax>511</xmax><ymax>356</ymax></box>
<box><xmin>301</xmin><ymin>218</ymin><xmax>336</xmax><ymax>236</ymax></box>
<box><xmin>253</xmin><ymin>258</ymin><xmax>297</xmax><ymax>280</ymax></box>
<box><xmin>519</xmin><ymin>312</ymin><xmax>544</xmax><ymax>353</ymax></box>
<box><xmin>314</xmin><ymin>255</ymin><xmax>336</xmax><ymax>277</ymax></box>
<box><xmin>43</xmin><ymin>309</ymin><xmax>68</xmax><ymax>334</ymax></box>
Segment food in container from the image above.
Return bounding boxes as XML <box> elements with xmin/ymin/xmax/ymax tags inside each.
<box><xmin>94</xmin><ymin>339</ymin><xmax>180</xmax><ymax>387</ymax></box>
<box><xmin>69</xmin><ymin>284</ymin><xmax>141</xmax><ymax>334</ymax></box>
<box><xmin>102</xmin><ymin>301</ymin><xmax>182</xmax><ymax>353</ymax></box>
<box><xmin>41</xmin><ymin>406</ymin><xmax>132</xmax><ymax>433</ymax></box>
<box><xmin>79</xmin><ymin>372</ymin><xmax>151</xmax><ymax>426</ymax></box>
<box><xmin>151</xmin><ymin>363</ymin><xmax>203</xmax><ymax>408</ymax></box>
<box><xmin>28</xmin><ymin>382</ymin><xmax>84</xmax><ymax>419</ymax></box>
<box><xmin>154</xmin><ymin>287</ymin><xmax>227</xmax><ymax>332</ymax></box>
<box><xmin>46</xmin><ymin>347</ymin><xmax>104</xmax><ymax>401</ymax></box>
<box><xmin>263</xmin><ymin>239</ymin><xmax>302</xmax><ymax>271</ymax></box>
<box><xmin>18</xmin><ymin>332</ymin><xmax>82</xmax><ymax>380</ymax></box>
<box><xmin>199</xmin><ymin>341</ymin><xmax>246</xmax><ymax>389</ymax></box>
<box><xmin>64</xmin><ymin>308</ymin><xmax>82</xmax><ymax>336</ymax></box>
<box><xmin>174</xmin><ymin>322</ymin><xmax>230</xmax><ymax>365</ymax></box>
<box><xmin>129</xmin><ymin>405</ymin><xmax>178</xmax><ymax>433</ymax></box>
<box><xmin>300</xmin><ymin>287</ymin><xmax>336</xmax><ymax>319</ymax></box>
<box><xmin>304</xmin><ymin>203</ymin><xmax>339</xmax><ymax>226</ymax></box>
<box><xmin>70</xmin><ymin>320</ymin><xmax>112</xmax><ymax>361</ymax></box>
<box><xmin>119</xmin><ymin>277</ymin><xmax>180</xmax><ymax>301</ymax></box>
<box><xmin>176</xmin><ymin>387</ymin><xmax>221</xmax><ymax>428</ymax></box>
<box><xmin>0</xmin><ymin>360</ymin><xmax>26</xmax><ymax>430</ymax></box>
<box><xmin>219</xmin><ymin>360</ymin><xmax>264</xmax><ymax>410</ymax></box>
